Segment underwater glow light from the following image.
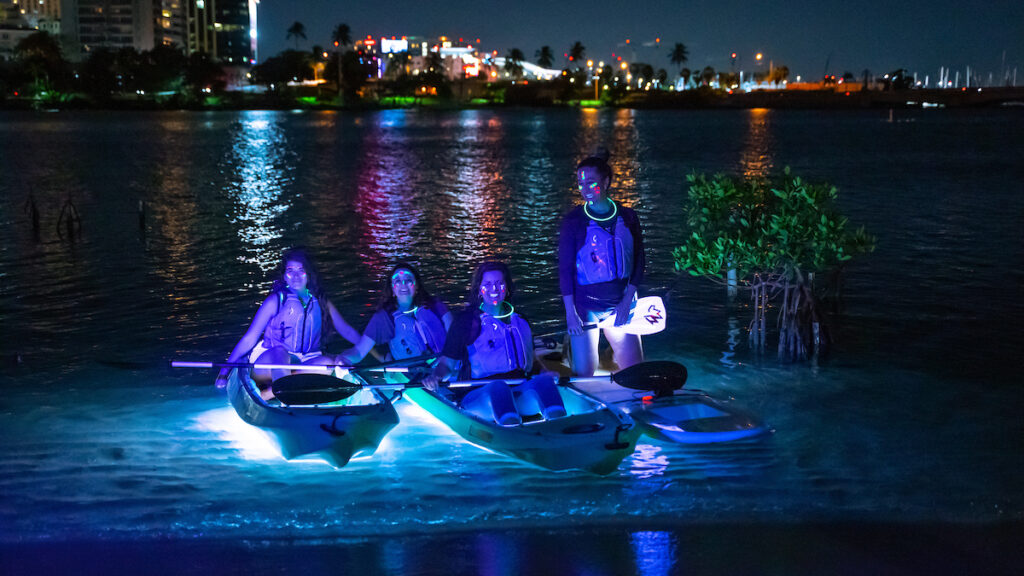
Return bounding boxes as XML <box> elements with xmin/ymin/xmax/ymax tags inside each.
<box><xmin>193</xmin><ymin>407</ymin><xmax>344</xmax><ymax>467</ymax></box>
<box><xmin>193</xmin><ymin>406</ymin><xmax>283</xmax><ymax>461</ymax></box>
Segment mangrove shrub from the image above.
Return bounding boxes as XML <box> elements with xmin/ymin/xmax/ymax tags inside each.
<box><xmin>673</xmin><ymin>169</ymin><xmax>875</xmax><ymax>361</ymax></box>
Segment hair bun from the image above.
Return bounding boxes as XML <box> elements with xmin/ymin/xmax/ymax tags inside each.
<box><xmin>592</xmin><ymin>146</ymin><xmax>610</xmax><ymax>162</ymax></box>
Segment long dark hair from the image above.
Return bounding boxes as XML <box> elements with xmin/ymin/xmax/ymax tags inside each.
<box><xmin>468</xmin><ymin>260</ymin><xmax>514</xmax><ymax>308</ymax></box>
<box><xmin>376</xmin><ymin>261</ymin><xmax>437</xmax><ymax>313</ymax></box>
<box><xmin>270</xmin><ymin>247</ymin><xmax>331</xmax><ymax>339</ymax></box>
<box><xmin>576</xmin><ymin>146</ymin><xmax>613</xmax><ymax>184</ymax></box>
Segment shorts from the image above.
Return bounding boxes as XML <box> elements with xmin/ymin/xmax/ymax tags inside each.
<box><xmin>575</xmin><ymin>294</ymin><xmax>637</xmax><ymax>327</ymax></box>
<box><xmin>248</xmin><ymin>340</ymin><xmax>323</xmax><ymax>364</ymax></box>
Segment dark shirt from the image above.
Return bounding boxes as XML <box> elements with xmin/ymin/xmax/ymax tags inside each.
<box><xmin>558</xmin><ymin>203</ymin><xmax>645</xmax><ymax>310</ymax></box>
<box><xmin>441</xmin><ymin>305</ymin><xmax>532</xmax><ymax>381</ymax></box>
<box><xmin>363</xmin><ymin>298</ymin><xmax>450</xmax><ymax>345</ymax></box>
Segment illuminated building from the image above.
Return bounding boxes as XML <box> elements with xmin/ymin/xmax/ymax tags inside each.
<box><xmin>59</xmin><ymin>0</ymin><xmax>155</xmax><ymax>59</ymax></box>
<box><xmin>357</xmin><ymin>35</ymin><xmax>497</xmax><ymax>81</ymax></box>
<box><xmin>187</xmin><ymin>0</ymin><xmax>258</xmax><ymax>65</ymax></box>
<box><xmin>0</xmin><ymin>4</ymin><xmax>37</xmax><ymax>62</ymax></box>
<box><xmin>9</xmin><ymin>0</ymin><xmax>60</xmax><ymax>26</ymax></box>
<box><xmin>154</xmin><ymin>0</ymin><xmax>185</xmax><ymax>48</ymax></box>
<box><xmin>57</xmin><ymin>0</ymin><xmax>256</xmax><ymax>64</ymax></box>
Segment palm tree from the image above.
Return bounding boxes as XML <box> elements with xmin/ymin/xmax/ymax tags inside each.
<box><xmin>669</xmin><ymin>43</ymin><xmax>688</xmax><ymax>76</ymax></box>
<box><xmin>568</xmin><ymin>41</ymin><xmax>585</xmax><ymax>66</ymax></box>
<box><xmin>424</xmin><ymin>51</ymin><xmax>444</xmax><ymax>81</ymax></box>
<box><xmin>286</xmin><ymin>22</ymin><xmax>306</xmax><ymax>50</ymax></box>
<box><xmin>332</xmin><ymin>24</ymin><xmax>351</xmax><ymax>50</ymax></box>
<box><xmin>701</xmin><ymin>65</ymin><xmax>715</xmax><ymax>86</ymax></box>
<box><xmin>505</xmin><ymin>48</ymin><xmax>525</xmax><ymax>79</ymax></box>
<box><xmin>535</xmin><ymin>45</ymin><xmax>554</xmax><ymax>69</ymax></box>
<box><xmin>386</xmin><ymin>51</ymin><xmax>411</xmax><ymax>79</ymax></box>
<box><xmin>332</xmin><ymin>23</ymin><xmax>351</xmax><ymax>95</ymax></box>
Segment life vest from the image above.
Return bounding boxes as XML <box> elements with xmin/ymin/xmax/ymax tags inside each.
<box><xmin>575</xmin><ymin>215</ymin><xmax>634</xmax><ymax>285</ymax></box>
<box><xmin>389</xmin><ymin>306</ymin><xmax>446</xmax><ymax>360</ymax></box>
<box><xmin>467</xmin><ymin>312</ymin><xmax>532</xmax><ymax>379</ymax></box>
<box><xmin>262</xmin><ymin>291</ymin><xmax>322</xmax><ymax>354</ymax></box>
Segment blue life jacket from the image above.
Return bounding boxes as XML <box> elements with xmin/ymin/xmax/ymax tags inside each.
<box><xmin>575</xmin><ymin>216</ymin><xmax>634</xmax><ymax>285</ymax></box>
<box><xmin>263</xmin><ymin>291</ymin><xmax>322</xmax><ymax>354</ymax></box>
<box><xmin>389</xmin><ymin>307</ymin><xmax>446</xmax><ymax>360</ymax></box>
<box><xmin>467</xmin><ymin>312</ymin><xmax>532</xmax><ymax>379</ymax></box>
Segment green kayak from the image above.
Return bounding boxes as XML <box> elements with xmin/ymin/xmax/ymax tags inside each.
<box><xmin>403</xmin><ymin>384</ymin><xmax>641</xmax><ymax>475</ymax></box>
<box><xmin>227</xmin><ymin>368</ymin><xmax>399</xmax><ymax>468</ymax></box>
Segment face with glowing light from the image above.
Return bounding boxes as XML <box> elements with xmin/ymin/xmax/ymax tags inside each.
<box><xmin>284</xmin><ymin>261</ymin><xmax>308</xmax><ymax>293</ymax></box>
<box><xmin>478</xmin><ymin>270</ymin><xmax>507</xmax><ymax>307</ymax></box>
<box><xmin>391</xmin><ymin>269</ymin><xmax>417</xmax><ymax>307</ymax></box>
<box><xmin>577</xmin><ymin>166</ymin><xmax>611</xmax><ymax>204</ymax></box>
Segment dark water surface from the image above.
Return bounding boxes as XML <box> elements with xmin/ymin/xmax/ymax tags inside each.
<box><xmin>1</xmin><ymin>109</ymin><xmax>1022</xmax><ymax>573</ymax></box>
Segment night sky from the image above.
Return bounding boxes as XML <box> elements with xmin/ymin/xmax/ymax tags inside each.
<box><xmin>257</xmin><ymin>0</ymin><xmax>1024</xmax><ymax>82</ymax></box>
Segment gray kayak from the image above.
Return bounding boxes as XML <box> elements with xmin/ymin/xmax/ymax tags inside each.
<box><xmin>226</xmin><ymin>367</ymin><xmax>399</xmax><ymax>467</ymax></box>
<box><xmin>535</xmin><ymin>338</ymin><xmax>768</xmax><ymax>444</ymax></box>
<box><xmin>403</xmin><ymin>384</ymin><xmax>641</xmax><ymax>475</ymax></box>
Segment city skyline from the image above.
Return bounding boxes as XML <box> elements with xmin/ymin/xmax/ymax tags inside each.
<box><xmin>257</xmin><ymin>0</ymin><xmax>1023</xmax><ymax>82</ymax></box>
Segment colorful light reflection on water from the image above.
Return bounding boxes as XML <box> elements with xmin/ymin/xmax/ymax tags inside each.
<box><xmin>0</xmin><ymin>109</ymin><xmax>1022</xmax><ymax>571</ymax></box>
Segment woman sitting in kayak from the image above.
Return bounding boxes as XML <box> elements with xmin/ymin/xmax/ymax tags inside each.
<box><xmin>559</xmin><ymin>148</ymin><xmax>646</xmax><ymax>376</ymax></box>
<box><xmin>338</xmin><ymin>262</ymin><xmax>452</xmax><ymax>365</ymax></box>
<box><xmin>216</xmin><ymin>247</ymin><xmax>362</xmax><ymax>399</ymax></box>
<box><xmin>423</xmin><ymin>261</ymin><xmax>566</xmax><ymax>426</ymax></box>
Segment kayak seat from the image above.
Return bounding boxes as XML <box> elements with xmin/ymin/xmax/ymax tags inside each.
<box><xmin>543</xmin><ymin>405</ymin><xmax>568</xmax><ymax>420</ymax></box>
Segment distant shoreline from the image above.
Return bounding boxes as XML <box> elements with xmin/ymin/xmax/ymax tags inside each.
<box><xmin>3</xmin><ymin>86</ymin><xmax>1023</xmax><ymax>112</ymax></box>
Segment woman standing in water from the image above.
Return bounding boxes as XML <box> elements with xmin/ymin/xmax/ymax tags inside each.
<box><xmin>559</xmin><ymin>149</ymin><xmax>646</xmax><ymax>376</ymax></box>
<box><xmin>339</xmin><ymin>262</ymin><xmax>452</xmax><ymax>365</ymax></box>
<box><xmin>423</xmin><ymin>261</ymin><xmax>566</xmax><ymax>426</ymax></box>
<box><xmin>216</xmin><ymin>248</ymin><xmax>362</xmax><ymax>399</ymax></box>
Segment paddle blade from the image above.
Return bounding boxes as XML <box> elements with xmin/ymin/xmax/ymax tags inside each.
<box><xmin>611</xmin><ymin>361</ymin><xmax>687</xmax><ymax>395</ymax></box>
<box><xmin>596</xmin><ymin>296</ymin><xmax>667</xmax><ymax>336</ymax></box>
<box><xmin>272</xmin><ymin>373</ymin><xmax>360</xmax><ymax>405</ymax></box>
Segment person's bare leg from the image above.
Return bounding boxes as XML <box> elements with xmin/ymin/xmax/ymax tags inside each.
<box><xmin>570</xmin><ymin>328</ymin><xmax>601</xmax><ymax>376</ymax></box>
<box><xmin>603</xmin><ymin>327</ymin><xmax>643</xmax><ymax>370</ymax></box>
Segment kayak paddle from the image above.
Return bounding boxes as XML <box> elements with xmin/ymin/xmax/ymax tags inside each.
<box><xmin>171</xmin><ymin>353</ymin><xmax>436</xmax><ymax>374</ymax></box>
<box><xmin>534</xmin><ymin>295</ymin><xmax>667</xmax><ymax>342</ymax></box>
<box><xmin>271</xmin><ymin>360</ymin><xmax>687</xmax><ymax>405</ymax></box>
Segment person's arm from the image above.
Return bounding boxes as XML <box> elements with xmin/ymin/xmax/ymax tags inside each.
<box><xmin>216</xmin><ymin>294</ymin><xmax>278</xmax><ymax>387</ymax></box>
<box><xmin>325</xmin><ymin>299</ymin><xmax>362</xmax><ymax>345</ymax></box>
<box><xmin>422</xmin><ymin>309</ymin><xmax>471</xmax><ymax>390</ymax></box>
<box><xmin>615</xmin><ymin>210</ymin><xmax>645</xmax><ymax>326</ymax></box>
<box><xmin>613</xmin><ymin>283</ymin><xmax>638</xmax><ymax>327</ymax></box>
<box><xmin>433</xmin><ymin>299</ymin><xmax>454</xmax><ymax>332</ymax></box>
<box><xmin>337</xmin><ymin>334</ymin><xmax>375</xmax><ymax>365</ymax></box>
<box><xmin>562</xmin><ymin>294</ymin><xmax>584</xmax><ymax>335</ymax></box>
<box><xmin>625</xmin><ymin>208</ymin><xmax>646</xmax><ymax>287</ymax></box>
<box><xmin>558</xmin><ymin>214</ymin><xmax>584</xmax><ymax>335</ymax></box>
<box><xmin>422</xmin><ymin>356</ymin><xmax>458</xmax><ymax>391</ymax></box>
<box><xmin>338</xmin><ymin>309</ymin><xmax>390</xmax><ymax>364</ymax></box>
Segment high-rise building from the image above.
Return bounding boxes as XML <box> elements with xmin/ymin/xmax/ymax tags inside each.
<box><xmin>10</xmin><ymin>0</ymin><xmax>60</xmax><ymax>25</ymax></box>
<box><xmin>60</xmin><ymin>0</ymin><xmax>154</xmax><ymax>59</ymax></box>
<box><xmin>59</xmin><ymin>0</ymin><xmax>257</xmax><ymax>64</ymax></box>
<box><xmin>154</xmin><ymin>0</ymin><xmax>186</xmax><ymax>49</ymax></box>
<box><xmin>187</xmin><ymin>0</ymin><xmax>256</xmax><ymax>65</ymax></box>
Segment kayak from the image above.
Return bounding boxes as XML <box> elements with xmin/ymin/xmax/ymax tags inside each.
<box><xmin>567</xmin><ymin>377</ymin><xmax>768</xmax><ymax>444</ymax></box>
<box><xmin>535</xmin><ymin>338</ymin><xmax>768</xmax><ymax>444</ymax></box>
<box><xmin>226</xmin><ymin>367</ymin><xmax>399</xmax><ymax>467</ymax></box>
<box><xmin>402</xmin><ymin>384</ymin><xmax>641</xmax><ymax>475</ymax></box>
